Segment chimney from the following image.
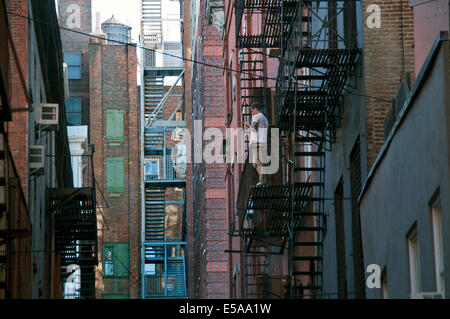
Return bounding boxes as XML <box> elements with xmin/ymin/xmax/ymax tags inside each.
<box><xmin>95</xmin><ymin>12</ymin><xmax>101</xmax><ymax>34</ymax></box>
<box><xmin>90</xmin><ymin>11</ymin><xmax>106</xmax><ymax>44</ymax></box>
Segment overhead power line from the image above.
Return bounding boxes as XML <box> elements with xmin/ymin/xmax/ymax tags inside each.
<box><xmin>7</xmin><ymin>10</ymin><xmax>392</xmax><ymax>103</ymax></box>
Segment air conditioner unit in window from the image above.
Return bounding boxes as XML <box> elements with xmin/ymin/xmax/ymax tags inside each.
<box><xmin>172</xmin><ymin>128</ymin><xmax>185</xmax><ymax>141</ymax></box>
<box><xmin>29</xmin><ymin>145</ymin><xmax>45</xmax><ymax>175</ymax></box>
<box><xmin>238</xmin><ymin>49</ymin><xmax>244</xmax><ymax>66</ymax></box>
<box><xmin>413</xmin><ymin>292</ymin><xmax>444</xmax><ymax>299</ymax></box>
<box><xmin>34</xmin><ymin>103</ymin><xmax>59</xmax><ymax>130</ymax></box>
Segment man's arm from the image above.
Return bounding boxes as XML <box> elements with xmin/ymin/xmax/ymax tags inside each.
<box><xmin>250</xmin><ymin>114</ymin><xmax>259</xmax><ymax>129</ymax></box>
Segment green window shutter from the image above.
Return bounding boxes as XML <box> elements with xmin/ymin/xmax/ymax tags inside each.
<box><xmin>105</xmin><ymin>157</ymin><xmax>125</xmax><ymax>192</ymax></box>
<box><xmin>102</xmin><ymin>242</ymin><xmax>130</xmax><ymax>278</ymax></box>
<box><xmin>115</xmin><ymin>242</ymin><xmax>130</xmax><ymax>277</ymax></box>
<box><xmin>103</xmin><ymin>243</ymin><xmax>115</xmax><ymax>277</ymax></box>
<box><xmin>105</xmin><ymin>109</ymin><xmax>124</xmax><ymax>141</ymax></box>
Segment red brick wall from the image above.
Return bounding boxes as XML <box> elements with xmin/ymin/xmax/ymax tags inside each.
<box><xmin>182</xmin><ymin>0</ymin><xmax>195</xmax><ymax>299</ymax></box>
<box><xmin>58</xmin><ymin>0</ymin><xmax>92</xmax><ymax>126</ymax></box>
<box><xmin>191</xmin><ymin>1</ymin><xmax>229</xmax><ymax>298</ymax></box>
<box><xmin>363</xmin><ymin>0</ymin><xmax>415</xmax><ymax>168</ymax></box>
<box><xmin>5</xmin><ymin>0</ymin><xmax>29</xmax><ymax>198</ymax></box>
<box><xmin>58</xmin><ymin>0</ymin><xmax>92</xmax><ymax>34</ymax></box>
<box><xmin>89</xmin><ymin>43</ymin><xmax>140</xmax><ymax>298</ymax></box>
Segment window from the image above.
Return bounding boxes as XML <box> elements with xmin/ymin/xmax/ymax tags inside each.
<box><xmin>430</xmin><ymin>192</ymin><xmax>444</xmax><ymax>293</ymax></box>
<box><xmin>334</xmin><ymin>178</ymin><xmax>347</xmax><ymax>298</ymax></box>
<box><xmin>343</xmin><ymin>0</ymin><xmax>357</xmax><ymax>48</ymax></box>
<box><xmin>64</xmin><ymin>52</ymin><xmax>81</xmax><ymax>79</ymax></box>
<box><xmin>381</xmin><ymin>268</ymin><xmax>388</xmax><ymax>299</ymax></box>
<box><xmin>145</xmin><ymin>160</ymin><xmax>159</xmax><ymax>181</ymax></box>
<box><xmin>350</xmin><ymin>138</ymin><xmax>365</xmax><ymax>298</ymax></box>
<box><xmin>105</xmin><ymin>109</ymin><xmax>124</xmax><ymax>141</ymax></box>
<box><xmin>105</xmin><ymin>157</ymin><xmax>125</xmax><ymax>192</ymax></box>
<box><xmin>102</xmin><ymin>242</ymin><xmax>130</xmax><ymax>277</ymax></box>
<box><xmin>407</xmin><ymin>225</ymin><xmax>420</xmax><ymax>297</ymax></box>
<box><xmin>65</xmin><ymin>98</ymin><xmax>82</xmax><ymax>126</ymax></box>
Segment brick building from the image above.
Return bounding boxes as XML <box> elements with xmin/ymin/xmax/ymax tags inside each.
<box><xmin>186</xmin><ymin>0</ymin><xmax>449</xmax><ymax>300</ymax></box>
<box><xmin>57</xmin><ymin>0</ymin><xmax>141</xmax><ymax>299</ymax></box>
<box><xmin>181</xmin><ymin>0</ymin><xmax>194</xmax><ymax>299</ymax></box>
<box><xmin>359</xmin><ymin>2</ymin><xmax>449</xmax><ymax>299</ymax></box>
<box><xmin>1</xmin><ymin>0</ymin><xmax>75</xmax><ymax>298</ymax></box>
<box><xmin>190</xmin><ymin>0</ymin><xmax>230</xmax><ymax>298</ymax></box>
<box><xmin>89</xmin><ymin>17</ymin><xmax>141</xmax><ymax>299</ymax></box>
<box><xmin>58</xmin><ymin>0</ymin><xmax>92</xmax><ymax>127</ymax></box>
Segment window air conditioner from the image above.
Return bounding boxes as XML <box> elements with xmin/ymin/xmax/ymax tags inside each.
<box><xmin>29</xmin><ymin>145</ymin><xmax>45</xmax><ymax>175</ymax></box>
<box><xmin>412</xmin><ymin>292</ymin><xmax>444</xmax><ymax>299</ymax></box>
<box><xmin>238</xmin><ymin>49</ymin><xmax>244</xmax><ymax>66</ymax></box>
<box><xmin>34</xmin><ymin>103</ymin><xmax>59</xmax><ymax>130</ymax></box>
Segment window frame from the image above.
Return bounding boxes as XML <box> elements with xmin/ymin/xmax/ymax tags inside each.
<box><xmin>65</xmin><ymin>97</ymin><xmax>82</xmax><ymax>126</ymax></box>
<box><xmin>430</xmin><ymin>192</ymin><xmax>444</xmax><ymax>293</ymax></box>
<box><xmin>407</xmin><ymin>226</ymin><xmax>421</xmax><ymax>297</ymax></box>
<box><xmin>64</xmin><ymin>52</ymin><xmax>82</xmax><ymax>80</ymax></box>
<box><xmin>145</xmin><ymin>159</ymin><xmax>160</xmax><ymax>181</ymax></box>
<box><xmin>105</xmin><ymin>157</ymin><xmax>125</xmax><ymax>193</ymax></box>
<box><xmin>102</xmin><ymin>242</ymin><xmax>130</xmax><ymax>278</ymax></box>
<box><xmin>105</xmin><ymin>109</ymin><xmax>124</xmax><ymax>142</ymax></box>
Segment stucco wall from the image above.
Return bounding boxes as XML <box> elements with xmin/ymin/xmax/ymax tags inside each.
<box><xmin>360</xmin><ymin>40</ymin><xmax>450</xmax><ymax>298</ymax></box>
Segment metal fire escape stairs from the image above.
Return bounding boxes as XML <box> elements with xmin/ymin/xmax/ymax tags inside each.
<box><xmin>236</xmin><ymin>0</ymin><xmax>299</xmax><ymax>299</ymax></box>
<box><xmin>277</xmin><ymin>0</ymin><xmax>359</xmax><ymax>298</ymax></box>
<box><xmin>236</xmin><ymin>0</ymin><xmax>359</xmax><ymax>299</ymax></box>
<box><xmin>141</xmin><ymin>0</ymin><xmax>187</xmax><ymax>299</ymax></box>
<box><xmin>47</xmin><ymin>153</ymin><xmax>98</xmax><ymax>299</ymax></box>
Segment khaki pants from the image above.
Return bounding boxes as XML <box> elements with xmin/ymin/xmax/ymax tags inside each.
<box><xmin>250</xmin><ymin>143</ymin><xmax>268</xmax><ymax>184</ymax></box>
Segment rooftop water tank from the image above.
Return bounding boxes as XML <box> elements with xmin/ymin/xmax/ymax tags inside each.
<box><xmin>101</xmin><ymin>15</ymin><xmax>132</xmax><ymax>45</ymax></box>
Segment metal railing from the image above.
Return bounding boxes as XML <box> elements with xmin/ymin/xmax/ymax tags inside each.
<box><xmin>145</xmin><ymin>154</ymin><xmax>186</xmax><ymax>181</ymax></box>
<box><xmin>143</xmin><ymin>242</ymin><xmax>187</xmax><ymax>298</ymax></box>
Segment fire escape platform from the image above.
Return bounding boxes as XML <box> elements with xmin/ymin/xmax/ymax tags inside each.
<box><xmin>237</xmin><ymin>4</ymin><xmax>297</xmax><ymax>48</ymax></box>
<box><xmin>247</xmin><ymin>183</ymin><xmax>323</xmax><ymax>211</ymax></box>
<box><xmin>242</xmin><ymin>183</ymin><xmax>324</xmax><ymax>240</ymax></box>
<box><xmin>47</xmin><ymin>187</ymin><xmax>98</xmax><ymax>262</ymax></box>
<box><xmin>145</xmin><ymin>179</ymin><xmax>186</xmax><ymax>187</ymax></box>
<box><xmin>144</xmin><ymin>67</ymin><xmax>184</xmax><ymax>76</ymax></box>
<box><xmin>277</xmin><ymin>48</ymin><xmax>360</xmax><ymax>131</ymax></box>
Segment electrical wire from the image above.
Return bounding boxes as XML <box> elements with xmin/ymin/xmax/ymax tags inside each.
<box><xmin>6</xmin><ymin>10</ymin><xmax>393</xmax><ymax>103</ymax></box>
<box><xmin>6</xmin><ymin>10</ymin><xmax>277</xmax><ymax>82</ymax></box>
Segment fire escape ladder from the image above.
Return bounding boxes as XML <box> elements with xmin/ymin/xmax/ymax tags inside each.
<box><xmin>48</xmin><ymin>164</ymin><xmax>98</xmax><ymax>300</ymax></box>
<box><xmin>244</xmin><ymin>248</ymin><xmax>270</xmax><ymax>299</ymax></box>
<box><xmin>275</xmin><ymin>0</ymin><xmax>359</xmax><ymax>299</ymax></box>
<box><xmin>144</xmin><ymin>188</ymin><xmax>166</xmax><ymax>243</ymax></box>
<box><xmin>144</xmin><ymin>75</ymin><xmax>165</xmax><ymax>124</ymax></box>
<box><xmin>289</xmin><ymin>132</ymin><xmax>326</xmax><ymax>299</ymax></box>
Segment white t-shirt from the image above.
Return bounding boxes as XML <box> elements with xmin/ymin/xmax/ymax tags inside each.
<box><xmin>249</xmin><ymin>112</ymin><xmax>269</xmax><ymax>144</ymax></box>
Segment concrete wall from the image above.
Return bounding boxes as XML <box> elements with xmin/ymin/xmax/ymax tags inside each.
<box><xmin>411</xmin><ymin>0</ymin><xmax>449</xmax><ymax>76</ymax></box>
<box><xmin>360</xmin><ymin>39</ymin><xmax>449</xmax><ymax>298</ymax></box>
<box><xmin>321</xmin><ymin>0</ymin><xmax>416</xmax><ymax>298</ymax></box>
<box><xmin>27</xmin><ymin>3</ymin><xmax>59</xmax><ymax>298</ymax></box>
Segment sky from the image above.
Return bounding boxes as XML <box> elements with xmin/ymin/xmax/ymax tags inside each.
<box><xmin>91</xmin><ymin>0</ymin><xmax>141</xmax><ymax>43</ymax></box>
<box><xmin>55</xmin><ymin>0</ymin><xmax>182</xmax><ymax>84</ymax></box>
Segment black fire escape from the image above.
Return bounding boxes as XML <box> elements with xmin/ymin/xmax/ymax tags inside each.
<box><xmin>236</xmin><ymin>0</ymin><xmax>359</xmax><ymax>299</ymax></box>
<box><xmin>47</xmin><ymin>150</ymin><xmax>98</xmax><ymax>299</ymax></box>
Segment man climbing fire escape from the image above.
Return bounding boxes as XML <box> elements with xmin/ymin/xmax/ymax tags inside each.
<box><xmin>235</xmin><ymin>0</ymin><xmax>359</xmax><ymax>299</ymax></box>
